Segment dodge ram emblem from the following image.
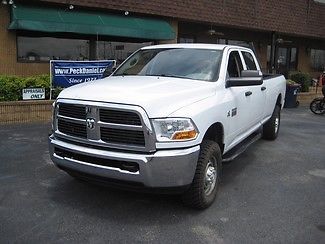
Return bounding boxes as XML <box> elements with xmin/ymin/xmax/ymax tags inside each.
<box><xmin>86</xmin><ymin>118</ymin><xmax>95</xmax><ymax>130</ymax></box>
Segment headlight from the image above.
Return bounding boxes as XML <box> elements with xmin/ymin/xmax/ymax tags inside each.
<box><xmin>152</xmin><ymin>118</ymin><xmax>198</xmax><ymax>142</ymax></box>
<box><xmin>51</xmin><ymin>101</ymin><xmax>57</xmax><ymax>131</ymax></box>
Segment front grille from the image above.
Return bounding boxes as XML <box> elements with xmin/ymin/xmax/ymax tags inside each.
<box><xmin>55</xmin><ymin>147</ymin><xmax>139</xmax><ymax>173</ymax></box>
<box><xmin>100</xmin><ymin>128</ymin><xmax>145</xmax><ymax>146</ymax></box>
<box><xmin>58</xmin><ymin>119</ymin><xmax>87</xmax><ymax>138</ymax></box>
<box><xmin>55</xmin><ymin>101</ymin><xmax>153</xmax><ymax>152</ymax></box>
<box><xmin>59</xmin><ymin>104</ymin><xmax>86</xmax><ymax>119</ymax></box>
<box><xmin>99</xmin><ymin>109</ymin><xmax>141</xmax><ymax>125</ymax></box>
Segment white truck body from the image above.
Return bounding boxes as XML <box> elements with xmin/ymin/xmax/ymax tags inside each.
<box><xmin>49</xmin><ymin>44</ymin><xmax>286</xmax><ymax>208</ymax></box>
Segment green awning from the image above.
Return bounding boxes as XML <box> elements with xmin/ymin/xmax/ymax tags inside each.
<box><xmin>8</xmin><ymin>5</ymin><xmax>175</xmax><ymax>40</ymax></box>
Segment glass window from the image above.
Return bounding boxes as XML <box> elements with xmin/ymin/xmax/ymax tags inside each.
<box><xmin>277</xmin><ymin>47</ymin><xmax>288</xmax><ymax>66</ymax></box>
<box><xmin>267</xmin><ymin>45</ymin><xmax>272</xmax><ymax>71</ymax></box>
<box><xmin>242</xmin><ymin>51</ymin><xmax>257</xmax><ymax>70</ymax></box>
<box><xmin>310</xmin><ymin>49</ymin><xmax>325</xmax><ymax>71</ymax></box>
<box><xmin>114</xmin><ymin>48</ymin><xmax>223</xmax><ymax>82</ymax></box>
<box><xmin>17</xmin><ymin>36</ymin><xmax>89</xmax><ymax>62</ymax></box>
<box><xmin>96</xmin><ymin>41</ymin><xmax>153</xmax><ymax>66</ymax></box>
<box><xmin>179</xmin><ymin>37</ymin><xmax>195</xmax><ymax>43</ymax></box>
<box><xmin>289</xmin><ymin>47</ymin><xmax>297</xmax><ymax>70</ymax></box>
<box><xmin>227</xmin><ymin>51</ymin><xmax>243</xmax><ymax>78</ymax></box>
<box><xmin>228</xmin><ymin>40</ymin><xmax>251</xmax><ymax>48</ymax></box>
<box><xmin>267</xmin><ymin>45</ymin><xmax>271</xmax><ymax>63</ymax></box>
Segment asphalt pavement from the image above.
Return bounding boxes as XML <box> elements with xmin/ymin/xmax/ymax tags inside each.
<box><xmin>0</xmin><ymin>106</ymin><xmax>324</xmax><ymax>243</ymax></box>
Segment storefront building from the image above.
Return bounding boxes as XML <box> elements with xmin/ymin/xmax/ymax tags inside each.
<box><xmin>0</xmin><ymin>0</ymin><xmax>324</xmax><ymax>78</ymax></box>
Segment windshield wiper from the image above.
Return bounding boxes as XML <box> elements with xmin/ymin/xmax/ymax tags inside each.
<box><xmin>147</xmin><ymin>74</ymin><xmax>195</xmax><ymax>80</ymax></box>
<box><xmin>113</xmin><ymin>71</ymin><xmax>132</xmax><ymax>76</ymax></box>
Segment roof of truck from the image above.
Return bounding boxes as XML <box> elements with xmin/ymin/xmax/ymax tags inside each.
<box><xmin>140</xmin><ymin>43</ymin><xmax>254</xmax><ymax>51</ymax></box>
<box><xmin>141</xmin><ymin>43</ymin><xmax>226</xmax><ymax>50</ymax></box>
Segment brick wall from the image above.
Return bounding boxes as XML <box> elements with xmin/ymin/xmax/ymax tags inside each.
<box><xmin>0</xmin><ymin>5</ymin><xmax>49</xmax><ymax>76</ymax></box>
<box><xmin>38</xmin><ymin>0</ymin><xmax>325</xmax><ymax>39</ymax></box>
<box><xmin>0</xmin><ymin>100</ymin><xmax>52</xmax><ymax>124</ymax></box>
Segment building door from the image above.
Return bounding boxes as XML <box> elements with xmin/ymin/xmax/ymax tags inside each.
<box><xmin>275</xmin><ymin>46</ymin><xmax>298</xmax><ymax>78</ymax></box>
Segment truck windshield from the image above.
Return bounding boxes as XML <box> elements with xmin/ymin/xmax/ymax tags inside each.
<box><xmin>113</xmin><ymin>48</ymin><xmax>222</xmax><ymax>81</ymax></box>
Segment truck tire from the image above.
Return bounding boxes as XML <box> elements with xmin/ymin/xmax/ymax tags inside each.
<box><xmin>262</xmin><ymin>105</ymin><xmax>280</xmax><ymax>140</ymax></box>
<box><xmin>182</xmin><ymin>140</ymin><xmax>222</xmax><ymax>209</ymax></box>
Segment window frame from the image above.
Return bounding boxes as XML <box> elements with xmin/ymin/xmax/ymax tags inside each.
<box><xmin>226</xmin><ymin>50</ymin><xmax>245</xmax><ymax>78</ymax></box>
<box><xmin>310</xmin><ymin>48</ymin><xmax>325</xmax><ymax>72</ymax></box>
<box><xmin>241</xmin><ymin>51</ymin><xmax>258</xmax><ymax>70</ymax></box>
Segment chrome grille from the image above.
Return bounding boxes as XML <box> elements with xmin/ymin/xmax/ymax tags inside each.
<box><xmin>100</xmin><ymin>127</ymin><xmax>145</xmax><ymax>146</ymax></box>
<box><xmin>58</xmin><ymin>104</ymin><xmax>86</xmax><ymax>119</ymax></box>
<box><xmin>58</xmin><ymin>119</ymin><xmax>87</xmax><ymax>138</ymax></box>
<box><xmin>55</xmin><ymin>100</ymin><xmax>155</xmax><ymax>152</ymax></box>
<box><xmin>99</xmin><ymin>109</ymin><xmax>141</xmax><ymax>125</ymax></box>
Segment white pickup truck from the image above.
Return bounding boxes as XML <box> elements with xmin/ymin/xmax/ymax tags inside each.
<box><xmin>49</xmin><ymin>44</ymin><xmax>286</xmax><ymax>209</ymax></box>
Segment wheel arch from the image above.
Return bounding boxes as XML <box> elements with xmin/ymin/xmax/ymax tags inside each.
<box><xmin>202</xmin><ymin>122</ymin><xmax>225</xmax><ymax>154</ymax></box>
<box><xmin>276</xmin><ymin>93</ymin><xmax>282</xmax><ymax>107</ymax></box>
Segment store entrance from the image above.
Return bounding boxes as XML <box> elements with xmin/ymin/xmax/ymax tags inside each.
<box><xmin>275</xmin><ymin>46</ymin><xmax>298</xmax><ymax>78</ymax></box>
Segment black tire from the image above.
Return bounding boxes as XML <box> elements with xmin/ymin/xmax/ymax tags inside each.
<box><xmin>262</xmin><ymin>105</ymin><xmax>281</xmax><ymax>140</ymax></box>
<box><xmin>182</xmin><ymin>140</ymin><xmax>222</xmax><ymax>209</ymax></box>
<box><xmin>310</xmin><ymin>98</ymin><xmax>325</xmax><ymax>115</ymax></box>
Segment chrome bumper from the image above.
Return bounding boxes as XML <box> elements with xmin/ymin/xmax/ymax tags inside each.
<box><xmin>49</xmin><ymin>135</ymin><xmax>200</xmax><ymax>188</ymax></box>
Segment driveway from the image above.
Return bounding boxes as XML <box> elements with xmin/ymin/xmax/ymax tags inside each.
<box><xmin>0</xmin><ymin>106</ymin><xmax>324</xmax><ymax>243</ymax></box>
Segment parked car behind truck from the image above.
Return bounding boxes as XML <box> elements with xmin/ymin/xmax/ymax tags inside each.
<box><xmin>49</xmin><ymin>44</ymin><xmax>286</xmax><ymax>209</ymax></box>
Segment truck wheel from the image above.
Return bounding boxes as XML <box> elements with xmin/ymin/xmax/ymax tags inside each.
<box><xmin>262</xmin><ymin>105</ymin><xmax>280</xmax><ymax>140</ymax></box>
<box><xmin>182</xmin><ymin>140</ymin><xmax>222</xmax><ymax>209</ymax></box>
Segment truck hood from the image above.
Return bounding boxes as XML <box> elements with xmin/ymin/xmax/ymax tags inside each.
<box><xmin>58</xmin><ymin>76</ymin><xmax>215</xmax><ymax>118</ymax></box>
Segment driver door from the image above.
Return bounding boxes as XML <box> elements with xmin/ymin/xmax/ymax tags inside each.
<box><xmin>225</xmin><ymin>50</ymin><xmax>252</xmax><ymax>143</ymax></box>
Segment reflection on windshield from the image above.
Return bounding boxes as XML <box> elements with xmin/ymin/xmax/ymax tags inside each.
<box><xmin>113</xmin><ymin>48</ymin><xmax>222</xmax><ymax>81</ymax></box>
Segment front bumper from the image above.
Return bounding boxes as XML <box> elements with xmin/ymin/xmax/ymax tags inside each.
<box><xmin>49</xmin><ymin>135</ymin><xmax>200</xmax><ymax>188</ymax></box>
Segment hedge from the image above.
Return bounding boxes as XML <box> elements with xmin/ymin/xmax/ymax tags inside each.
<box><xmin>0</xmin><ymin>75</ymin><xmax>62</xmax><ymax>102</ymax></box>
<box><xmin>289</xmin><ymin>72</ymin><xmax>311</xmax><ymax>92</ymax></box>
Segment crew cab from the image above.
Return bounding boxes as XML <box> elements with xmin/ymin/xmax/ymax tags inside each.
<box><xmin>49</xmin><ymin>44</ymin><xmax>286</xmax><ymax>209</ymax></box>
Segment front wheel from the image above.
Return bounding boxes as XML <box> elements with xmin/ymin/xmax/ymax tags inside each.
<box><xmin>310</xmin><ymin>98</ymin><xmax>325</xmax><ymax>115</ymax></box>
<box><xmin>182</xmin><ymin>140</ymin><xmax>222</xmax><ymax>209</ymax></box>
<box><xmin>262</xmin><ymin>105</ymin><xmax>281</xmax><ymax>140</ymax></box>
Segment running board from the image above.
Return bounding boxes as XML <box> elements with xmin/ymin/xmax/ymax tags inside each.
<box><xmin>222</xmin><ymin>132</ymin><xmax>262</xmax><ymax>162</ymax></box>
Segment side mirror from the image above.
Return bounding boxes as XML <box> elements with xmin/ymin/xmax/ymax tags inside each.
<box><xmin>226</xmin><ymin>70</ymin><xmax>263</xmax><ymax>88</ymax></box>
<box><xmin>102</xmin><ymin>67</ymin><xmax>116</xmax><ymax>78</ymax></box>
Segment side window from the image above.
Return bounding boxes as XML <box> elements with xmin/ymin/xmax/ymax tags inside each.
<box><xmin>242</xmin><ymin>51</ymin><xmax>257</xmax><ymax>70</ymax></box>
<box><xmin>227</xmin><ymin>51</ymin><xmax>243</xmax><ymax>77</ymax></box>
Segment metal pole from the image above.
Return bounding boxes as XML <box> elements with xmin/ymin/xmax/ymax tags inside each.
<box><xmin>270</xmin><ymin>32</ymin><xmax>276</xmax><ymax>74</ymax></box>
<box><xmin>49</xmin><ymin>60</ymin><xmax>52</xmax><ymax>100</ymax></box>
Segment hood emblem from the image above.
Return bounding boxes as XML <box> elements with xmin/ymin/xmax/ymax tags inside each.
<box><xmin>86</xmin><ymin>118</ymin><xmax>95</xmax><ymax>130</ymax></box>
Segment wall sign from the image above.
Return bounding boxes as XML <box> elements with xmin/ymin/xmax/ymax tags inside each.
<box><xmin>22</xmin><ymin>88</ymin><xmax>45</xmax><ymax>100</ymax></box>
<box><xmin>50</xmin><ymin>60</ymin><xmax>116</xmax><ymax>88</ymax></box>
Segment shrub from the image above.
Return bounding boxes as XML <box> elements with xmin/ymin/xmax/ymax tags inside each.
<box><xmin>286</xmin><ymin>79</ymin><xmax>299</xmax><ymax>86</ymax></box>
<box><xmin>289</xmin><ymin>72</ymin><xmax>311</xmax><ymax>92</ymax></box>
<box><xmin>0</xmin><ymin>75</ymin><xmax>62</xmax><ymax>101</ymax></box>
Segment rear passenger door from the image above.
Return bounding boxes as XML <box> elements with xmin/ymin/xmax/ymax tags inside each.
<box><xmin>241</xmin><ymin>50</ymin><xmax>265</xmax><ymax>123</ymax></box>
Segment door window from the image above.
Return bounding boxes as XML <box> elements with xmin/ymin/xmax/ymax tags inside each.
<box><xmin>227</xmin><ymin>51</ymin><xmax>243</xmax><ymax>77</ymax></box>
<box><xmin>242</xmin><ymin>51</ymin><xmax>257</xmax><ymax>70</ymax></box>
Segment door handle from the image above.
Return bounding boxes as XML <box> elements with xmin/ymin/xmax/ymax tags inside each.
<box><xmin>261</xmin><ymin>86</ymin><xmax>266</xmax><ymax>91</ymax></box>
<box><xmin>245</xmin><ymin>91</ymin><xmax>252</xmax><ymax>96</ymax></box>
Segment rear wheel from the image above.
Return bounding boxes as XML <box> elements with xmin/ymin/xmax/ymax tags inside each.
<box><xmin>262</xmin><ymin>105</ymin><xmax>281</xmax><ymax>140</ymax></box>
<box><xmin>310</xmin><ymin>98</ymin><xmax>325</xmax><ymax>115</ymax></box>
<box><xmin>182</xmin><ymin>140</ymin><xmax>222</xmax><ymax>209</ymax></box>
